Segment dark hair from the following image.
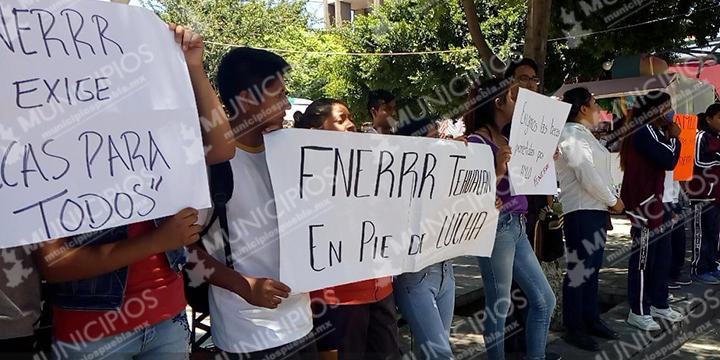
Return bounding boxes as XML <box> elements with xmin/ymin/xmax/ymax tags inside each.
<box><xmin>698</xmin><ymin>103</ymin><xmax>720</xmax><ymax>132</ymax></box>
<box><xmin>619</xmin><ymin>91</ymin><xmax>672</xmax><ymax>170</ymax></box>
<box><xmin>293</xmin><ymin>98</ymin><xmax>348</xmax><ymax>129</ymax></box>
<box><xmin>396</xmin><ymin>117</ymin><xmax>435</xmax><ymax>137</ymax></box>
<box><xmin>562</xmin><ymin>87</ymin><xmax>593</xmax><ymax>123</ymax></box>
<box><xmin>504</xmin><ymin>58</ymin><xmax>539</xmax><ymax>79</ymax></box>
<box><xmin>216</xmin><ymin>47</ymin><xmax>291</xmax><ymax>119</ymax></box>
<box><xmin>463</xmin><ymin>77</ymin><xmax>512</xmax><ymax>136</ymax></box>
<box><xmin>367</xmin><ymin>89</ymin><xmax>395</xmax><ymax>117</ymax></box>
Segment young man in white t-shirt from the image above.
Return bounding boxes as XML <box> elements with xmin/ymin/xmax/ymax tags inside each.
<box><xmin>189</xmin><ymin>48</ymin><xmax>316</xmax><ymax>359</ymax></box>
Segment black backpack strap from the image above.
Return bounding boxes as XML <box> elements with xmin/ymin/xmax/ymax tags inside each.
<box><xmin>204</xmin><ymin>161</ymin><xmax>235</xmax><ymax>269</ymax></box>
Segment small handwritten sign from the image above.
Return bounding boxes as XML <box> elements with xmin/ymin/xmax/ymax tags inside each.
<box><xmin>0</xmin><ymin>0</ymin><xmax>210</xmax><ymax>248</ymax></box>
<box><xmin>264</xmin><ymin>129</ymin><xmax>499</xmax><ymax>293</ymax></box>
<box><xmin>508</xmin><ymin>88</ymin><xmax>570</xmax><ymax>195</ymax></box>
<box><xmin>673</xmin><ymin>114</ymin><xmax>698</xmax><ymax>181</ymax></box>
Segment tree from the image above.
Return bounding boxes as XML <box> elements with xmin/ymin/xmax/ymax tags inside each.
<box><xmin>547</xmin><ymin>0</ymin><xmax>720</xmax><ymax>89</ymax></box>
<box><xmin>142</xmin><ymin>0</ymin><xmax>348</xmax><ymax>101</ymax></box>
<box><xmin>461</xmin><ymin>0</ymin><xmax>506</xmax><ymax>77</ymax></box>
<box><xmin>335</xmin><ymin>0</ymin><xmax>482</xmax><ymax>121</ymax></box>
<box><xmin>462</xmin><ymin>0</ymin><xmax>547</xmax><ymax>80</ymax></box>
<box><xmin>462</xmin><ymin>0</ymin><xmax>720</xmax><ymax>91</ymax></box>
<box><xmin>523</xmin><ymin>0</ymin><xmax>552</xmax><ymax>83</ymax></box>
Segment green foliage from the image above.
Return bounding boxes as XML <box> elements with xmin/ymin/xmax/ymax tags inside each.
<box><xmin>148</xmin><ymin>0</ymin><xmax>720</xmax><ymax>123</ymax></box>
<box><xmin>548</xmin><ymin>0</ymin><xmax>720</xmax><ymax>90</ymax></box>
<box><xmin>337</xmin><ymin>0</ymin><xmax>483</xmax><ymax>121</ymax></box>
<box><xmin>144</xmin><ymin>0</ymin><xmax>346</xmax><ymax>102</ymax></box>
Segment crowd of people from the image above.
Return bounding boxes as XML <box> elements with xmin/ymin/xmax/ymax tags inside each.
<box><xmin>3</xmin><ymin>24</ymin><xmax>720</xmax><ymax>360</ymax></box>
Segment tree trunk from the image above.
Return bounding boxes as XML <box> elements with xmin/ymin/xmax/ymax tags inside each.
<box><xmin>460</xmin><ymin>0</ymin><xmax>505</xmax><ymax>77</ymax></box>
<box><xmin>523</xmin><ymin>0</ymin><xmax>553</xmax><ymax>88</ymax></box>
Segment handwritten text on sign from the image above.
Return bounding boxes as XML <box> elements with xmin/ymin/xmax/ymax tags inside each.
<box><xmin>0</xmin><ymin>0</ymin><xmax>210</xmax><ymax>248</ymax></box>
<box><xmin>508</xmin><ymin>88</ymin><xmax>570</xmax><ymax>195</ymax></box>
<box><xmin>673</xmin><ymin>114</ymin><xmax>698</xmax><ymax>181</ymax></box>
<box><xmin>264</xmin><ymin>130</ymin><xmax>499</xmax><ymax>293</ymax></box>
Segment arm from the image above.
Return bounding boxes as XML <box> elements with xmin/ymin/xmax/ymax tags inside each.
<box><xmin>186</xmin><ymin>243</ymin><xmax>290</xmax><ymax>309</ymax></box>
<box><xmin>562</xmin><ymin>137</ymin><xmax>617</xmax><ymax>207</ymax></box>
<box><xmin>634</xmin><ymin>125</ymin><xmax>681</xmax><ymax>171</ymax></box>
<box><xmin>695</xmin><ymin>132</ymin><xmax>720</xmax><ymax>168</ymax></box>
<box><xmin>170</xmin><ymin>24</ymin><xmax>235</xmax><ymax>165</ymax></box>
<box><xmin>33</xmin><ymin>209</ymin><xmax>201</xmax><ymax>283</ymax></box>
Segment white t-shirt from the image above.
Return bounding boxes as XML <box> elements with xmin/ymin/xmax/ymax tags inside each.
<box><xmin>206</xmin><ymin>146</ymin><xmax>312</xmax><ymax>353</ymax></box>
<box><xmin>663</xmin><ymin>171</ymin><xmax>680</xmax><ymax>203</ymax></box>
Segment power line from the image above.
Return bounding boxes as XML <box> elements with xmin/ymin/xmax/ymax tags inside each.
<box><xmin>204</xmin><ymin>41</ymin><xmax>475</xmax><ymax>56</ymax></box>
<box><xmin>548</xmin><ymin>3</ymin><xmax>720</xmax><ymax>42</ymax></box>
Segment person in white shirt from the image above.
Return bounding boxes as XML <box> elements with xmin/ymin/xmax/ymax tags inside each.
<box><xmin>556</xmin><ymin>87</ymin><xmax>625</xmax><ymax>351</ymax></box>
<box><xmin>189</xmin><ymin>47</ymin><xmax>316</xmax><ymax>359</ymax></box>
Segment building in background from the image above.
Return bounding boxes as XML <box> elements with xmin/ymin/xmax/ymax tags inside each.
<box><xmin>323</xmin><ymin>0</ymin><xmax>382</xmax><ymax>28</ymax></box>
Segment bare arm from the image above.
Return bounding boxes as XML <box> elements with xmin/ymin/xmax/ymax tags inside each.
<box><xmin>186</xmin><ymin>243</ymin><xmax>290</xmax><ymax>309</ymax></box>
<box><xmin>171</xmin><ymin>24</ymin><xmax>235</xmax><ymax>165</ymax></box>
<box><xmin>34</xmin><ymin>208</ymin><xmax>201</xmax><ymax>283</ymax></box>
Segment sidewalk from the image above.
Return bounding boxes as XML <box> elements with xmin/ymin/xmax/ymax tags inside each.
<box><xmin>191</xmin><ymin>217</ymin><xmax>720</xmax><ymax>359</ymax></box>
<box><xmin>448</xmin><ymin>217</ymin><xmax>720</xmax><ymax>359</ymax></box>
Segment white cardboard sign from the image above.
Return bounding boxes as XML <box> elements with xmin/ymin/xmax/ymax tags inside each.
<box><xmin>0</xmin><ymin>0</ymin><xmax>210</xmax><ymax>248</ymax></box>
<box><xmin>264</xmin><ymin>129</ymin><xmax>499</xmax><ymax>293</ymax></box>
<box><xmin>508</xmin><ymin>88</ymin><xmax>570</xmax><ymax>195</ymax></box>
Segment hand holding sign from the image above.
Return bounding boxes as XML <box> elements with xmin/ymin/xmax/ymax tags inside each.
<box><xmin>507</xmin><ymin>89</ymin><xmax>570</xmax><ymax>195</ymax></box>
<box><xmin>154</xmin><ymin>208</ymin><xmax>203</xmax><ymax>250</ymax></box>
<box><xmin>169</xmin><ymin>23</ymin><xmax>205</xmax><ymax>68</ymax></box>
<box><xmin>495</xmin><ymin>144</ymin><xmax>512</xmax><ymax>177</ymax></box>
<box><xmin>245</xmin><ymin>277</ymin><xmax>291</xmax><ymax>309</ymax></box>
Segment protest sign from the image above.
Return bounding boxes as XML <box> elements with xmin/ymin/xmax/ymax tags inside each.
<box><xmin>673</xmin><ymin>114</ymin><xmax>698</xmax><ymax>181</ymax></box>
<box><xmin>264</xmin><ymin>129</ymin><xmax>499</xmax><ymax>293</ymax></box>
<box><xmin>508</xmin><ymin>88</ymin><xmax>570</xmax><ymax>195</ymax></box>
<box><xmin>0</xmin><ymin>0</ymin><xmax>210</xmax><ymax>248</ymax></box>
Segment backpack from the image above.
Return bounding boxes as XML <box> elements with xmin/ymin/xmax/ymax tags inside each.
<box><xmin>183</xmin><ymin>161</ymin><xmax>234</xmax><ymax>314</ymax></box>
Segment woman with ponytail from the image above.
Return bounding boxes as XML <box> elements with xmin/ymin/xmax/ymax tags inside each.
<box><xmin>464</xmin><ymin>78</ymin><xmax>556</xmax><ymax>360</ymax></box>
<box><xmin>556</xmin><ymin>87</ymin><xmax>623</xmax><ymax>350</ymax></box>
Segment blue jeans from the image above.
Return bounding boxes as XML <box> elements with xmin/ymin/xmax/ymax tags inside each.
<box><xmin>52</xmin><ymin>312</ymin><xmax>190</xmax><ymax>360</ymax></box>
<box><xmin>478</xmin><ymin>213</ymin><xmax>555</xmax><ymax>360</ymax></box>
<box><xmin>394</xmin><ymin>261</ymin><xmax>455</xmax><ymax>359</ymax></box>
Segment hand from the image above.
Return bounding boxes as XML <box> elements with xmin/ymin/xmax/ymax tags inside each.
<box><xmin>667</xmin><ymin>122</ymin><xmax>681</xmax><ymax>138</ymax></box>
<box><xmin>451</xmin><ymin>135</ymin><xmax>469</xmax><ymax>146</ymax></box>
<box><xmin>553</xmin><ymin>148</ymin><xmax>560</xmax><ymax>161</ymax></box>
<box><xmin>169</xmin><ymin>23</ymin><xmax>204</xmax><ymax>69</ymax></box>
<box><xmin>495</xmin><ymin>197</ymin><xmax>503</xmax><ymax>210</ymax></box>
<box><xmin>609</xmin><ymin>198</ymin><xmax>625</xmax><ymax>214</ymax></box>
<box><xmin>495</xmin><ymin>145</ymin><xmax>512</xmax><ymax>176</ymax></box>
<box><xmin>154</xmin><ymin>208</ymin><xmax>203</xmax><ymax>251</ymax></box>
<box><xmin>244</xmin><ymin>276</ymin><xmax>291</xmax><ymax>309</ymax></box>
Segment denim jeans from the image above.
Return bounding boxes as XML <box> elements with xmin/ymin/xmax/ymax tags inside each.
<box><xmin>52</xmin><ymin>312</ymin><xmax>190</xmax><ymax>360</ymax></box>
<box><xmin>394</xmin><ymin>261</ymin><xmax>455</xmax><ymax>359</ymax></box>
<box><xmin>478</xmin><ymin>213</ymin><xmax>555</xmax><ymax>360</ymax></box>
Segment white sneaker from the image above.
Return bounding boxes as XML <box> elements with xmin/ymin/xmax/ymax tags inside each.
<box><xmin>650</xmin><ymin>306</ymin><xmax>684</xmax><ymax>322</ymax></box>
<box><xmin>627</xmin><ymin>311</ymin><xmax>661</xmax><ymax>331</ymax></box>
